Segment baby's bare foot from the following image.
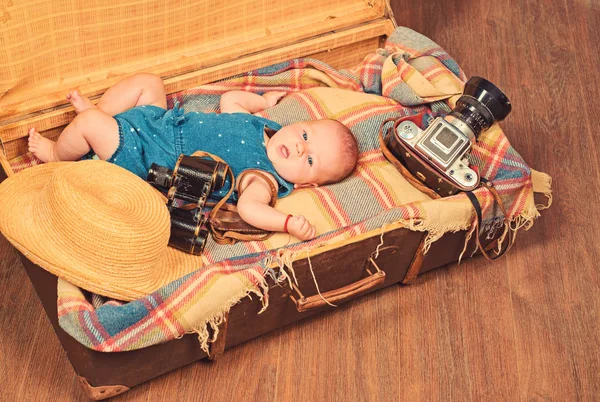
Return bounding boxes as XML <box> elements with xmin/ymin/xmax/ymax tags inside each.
<box><xmin>66</xmin><ymin>90</ymin><xmax>95</xmax><ymax>114</ymax></box>
<box><xmin>28</xmin><ymin>128</ymin><xmax>58</xmax><ymax>162</ymax></box>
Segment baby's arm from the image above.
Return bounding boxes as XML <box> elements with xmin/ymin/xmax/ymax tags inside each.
<box><xmin>237</xmin><ymin>173</ymin><xmax>316</xmax><ymax>241</ymax></box>
<box><xmin>220</xmin><ymin>91</ymin><xmax>286</xmax><ymax>114</ymax></box>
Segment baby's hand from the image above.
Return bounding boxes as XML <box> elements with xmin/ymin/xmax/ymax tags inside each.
<box><xmin>286</xmin><ymin>215</ymin><xmax>316</xmax><ymax>241</ymax></box>
<box><xmin>263</xmin><ymin>91</ymin><xmax>286</xmax><ymax>107</ymax></box>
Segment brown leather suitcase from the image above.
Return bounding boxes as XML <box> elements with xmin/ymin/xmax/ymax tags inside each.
<box><xmin>1</xmin><ymin>146</ymin><xmax>528</xmax><ymax>400</ymax></box>
<box><xmin>15</xmin><ymin>211</ymin><xmax>487</xmax><ymax>400</ymax></box>
<box><xmin>0</xmin><ymin>1</ymin><xmax>549</xmax><ymax>399</ymax></box>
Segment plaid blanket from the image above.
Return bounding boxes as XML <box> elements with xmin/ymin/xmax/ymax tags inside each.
<box><xmin>55</xmin><ymin>27</ymin><xmax>551</xmax><ymax>352</ymax></box>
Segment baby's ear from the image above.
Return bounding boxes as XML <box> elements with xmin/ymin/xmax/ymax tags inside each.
<box><xmin>294</xmin><ymin>183</ymin><xmax>319</xmax><ymax>189</ymax></box>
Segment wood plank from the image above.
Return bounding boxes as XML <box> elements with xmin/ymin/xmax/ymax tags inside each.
<box><xmin>395</xmin><ymin>0</ymin><xmax>599</xmax><ymax>400</ymax></box>
<box><xmin>0</xmin><ymin>235</ymin><xmax>86</xmax><ymax>401</ymax></box>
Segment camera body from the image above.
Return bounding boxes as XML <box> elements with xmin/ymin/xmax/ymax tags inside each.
<box><xmin>394</xmin><ymin>115</ymin><xmax>479</xmax><ymax>190</ymax></box>
<box><xmin>147</xmin><ymin>154</ymin><xmax>229</xmax><ymax>255</ymax></box>
<box><xmin>386</xmin><ymin>76</ymin><xmax>511</xmax><ymax>195</ymax></box>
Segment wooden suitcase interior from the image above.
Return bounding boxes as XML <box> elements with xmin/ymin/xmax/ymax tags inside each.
<box><xmin>0</xmin><ymin>0</ymin><xmax>396</xmax><ymax>169</ymax></box>
<box><xmin>0</xmin><ymin>1</ymin><xmax>518</xmax><ymax>399</ymax></box>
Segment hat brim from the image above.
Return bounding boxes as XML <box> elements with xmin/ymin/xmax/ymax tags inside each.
<box><xmin>0</xmin><ymin>161</ymin><xmax>204</xmax><ymax>301</ymax></box>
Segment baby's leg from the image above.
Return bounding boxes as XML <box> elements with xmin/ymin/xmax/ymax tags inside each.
<box><xmin>30</xmin><ymin>73</ymin><xmax>163</xmax><ymax>162</ymax></box>
<box><xmin>67</xmin><ymin>73</ymin><xmax>167</xmax><ymax>117</ymax></box>
<box><xmin>29</xmin><ymin>109</ymin><xmax>119</xmax><ymax>162</ymax></box>
<box><xmin>96</xmin><ymin>73</ymin><xmax>167</xmax><ymax>116</ymax></box>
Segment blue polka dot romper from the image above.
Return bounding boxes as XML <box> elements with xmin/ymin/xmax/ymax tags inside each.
<box><xmin>96</xmin><ymin>104</ymin><xmax>294</xmax><ymax>201</ymax></box>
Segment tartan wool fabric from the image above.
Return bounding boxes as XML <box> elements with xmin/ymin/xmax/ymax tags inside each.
<box><xmin>53</xmin><ymin>27</ymin><xmax>550</xmax><ymax>352</ymax></box>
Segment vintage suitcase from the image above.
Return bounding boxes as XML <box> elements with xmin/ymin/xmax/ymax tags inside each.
<box><xmin>0</xmin><ymin>1</ymin><xmax>551</xmax><ymax>400</ymax></box>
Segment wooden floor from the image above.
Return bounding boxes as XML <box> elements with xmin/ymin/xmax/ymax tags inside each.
<box><xmin>1</xmin><ymin>1</ymin><xmax>599</xmax><ymax>401</ymax></box>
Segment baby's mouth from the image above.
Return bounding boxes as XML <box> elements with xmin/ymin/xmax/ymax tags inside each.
<box><xmin>278</xmin><ymin>144</ymin><xmax>289</xmax><ymax>159</ymax></box>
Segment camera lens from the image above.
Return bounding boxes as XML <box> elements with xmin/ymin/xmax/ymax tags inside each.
<box><xmin>449</xmin><ymin>76</ymin><xmax>511</xmax><ymax>139</ymax></box>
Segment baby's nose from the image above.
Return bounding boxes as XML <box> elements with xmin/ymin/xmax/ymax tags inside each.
<box><xmin>295</xmin><ymin>141</ymin><xmax>306</xmax><ymax>156</ymax></box>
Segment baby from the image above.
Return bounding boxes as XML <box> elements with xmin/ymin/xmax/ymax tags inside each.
<box><xmin>28</xmin><ymin>73</ymin><xmax>358</xmax><ymax>241</ymax></box>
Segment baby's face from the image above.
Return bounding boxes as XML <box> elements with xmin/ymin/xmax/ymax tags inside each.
<box><xmin>266</xmin><ymin>120</ymin><xmax>345</xmax><ymax>187</ymax></box>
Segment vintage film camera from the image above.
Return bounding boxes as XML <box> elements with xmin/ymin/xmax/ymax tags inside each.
<box><xmin>147</xmin><ymin>154</ymin><xmax>229</xmax><ymax>255</ymax></box>
<box><xmin>388</xmin><ymin>77</ymin><xmax>511</xmax><ymax>195</ymax></box>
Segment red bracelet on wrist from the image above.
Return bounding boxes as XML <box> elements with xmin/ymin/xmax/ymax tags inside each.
<box><xmin>283</xmin><ymin>214</ymin><xmax>293</xmax><ymax>233</ymax></box>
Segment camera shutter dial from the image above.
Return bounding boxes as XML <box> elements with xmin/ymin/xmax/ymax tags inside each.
<box><xmin>397</xmin><ymin>121</ymin><xmax>418</xmax><ymax>140</ymax></box>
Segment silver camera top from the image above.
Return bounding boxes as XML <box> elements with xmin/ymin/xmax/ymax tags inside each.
<box><xmin>395</xmin><ymin>119</ymin><xmax>479</xmax><ymax>190</ymax></box>
<box><xmin>390</xmin><ymin>77</ymin><xmax>511</xmax><ymax>193</ymax></box>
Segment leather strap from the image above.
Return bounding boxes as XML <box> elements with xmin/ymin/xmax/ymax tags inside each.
<box><xmin>400</xmin><ymin>233</ymin><xmax>426</xmax><ymax>284</ymax></box>
<box><xmin>204</xmin><ymin>202</ymin><xmax>273</xmax><ymax>243</ymax></box>
<box><xmin>236</xmin><ymin>169</ymin><xmax>278</xmax><ymax>207</ymax></box>
<box><xmin>189</xmin><ymin>151</ymin><xmax>274</xmax><ymax>244</ymax></box>
<box><xmin>465</xmin><ymin>179</ymin><xmax>514</xmax><ymax>261</ymax></box>
<box><xmin>378</xmin><ymin>117</ymin><xmax>441</xmax><ymax>200</ymax></box>
<box><xmin>212</xmin><ymin>230</ymin><xmax>272</xmax><ymax>244</ymax></box>
<box><xmin>207</xmin><ymin>311</ymin><xmax>229</xmax><ymax>361</ymax></box>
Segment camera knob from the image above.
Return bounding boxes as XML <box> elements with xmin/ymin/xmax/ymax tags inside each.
<box><xmin>464</xmin><ymin>173</ymin><xmax>473</xmax><ymax>182</ymax></box>
<box><xmin>397</xmin><ymin>121</ymin><xmax>418</xmax><ymax>140</ymax></box>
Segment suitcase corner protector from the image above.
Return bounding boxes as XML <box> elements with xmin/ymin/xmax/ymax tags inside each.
<box><xmin>77</xmin><ymin>376</ymin><xmax>130</xmax><ymax>400</ymax></box>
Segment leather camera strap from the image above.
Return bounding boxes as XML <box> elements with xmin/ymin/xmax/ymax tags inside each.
<box><xmin>378</xmin><ymin>117</ymin><xmax>441</xmax><ymax>200</ymax></box>
<box><xmin>465</xmin><ymin>179</ymin><xmax>515</xmax><ymax>261</ymax></box>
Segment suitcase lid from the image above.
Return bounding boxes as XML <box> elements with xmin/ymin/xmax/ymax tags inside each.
<box><xmin>0</xmin><ymin>0</ymin><xmax>395</xmax><ymax>138</ymax></box>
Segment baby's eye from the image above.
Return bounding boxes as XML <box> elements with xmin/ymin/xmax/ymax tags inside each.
<box><xmin>302</xmin><ymin>131</ymin><xmax>308</xmax><ymax>141</ymax></box>
<box><xmin>307</xmin><ymin>156</ymin><xmax>313</xmax><ymax>166</ymax></box>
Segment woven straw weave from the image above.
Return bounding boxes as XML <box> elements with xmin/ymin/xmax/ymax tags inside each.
<box><xmin>0</xmin><ymin>0</ymin><xmax>386</xmax><ymax>121</ymax></box>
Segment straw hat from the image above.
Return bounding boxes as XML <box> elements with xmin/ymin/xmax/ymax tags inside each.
<box><xmin>0</xmin><ymin>160</ymin><xmax>203</xmax><ymax>301</ymax></box>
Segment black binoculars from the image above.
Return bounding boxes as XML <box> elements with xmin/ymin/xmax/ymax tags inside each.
<box><xmin>147</xmin><ymin>154</ymin><xmax>229</xmax><ymax>255</ymax></box>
